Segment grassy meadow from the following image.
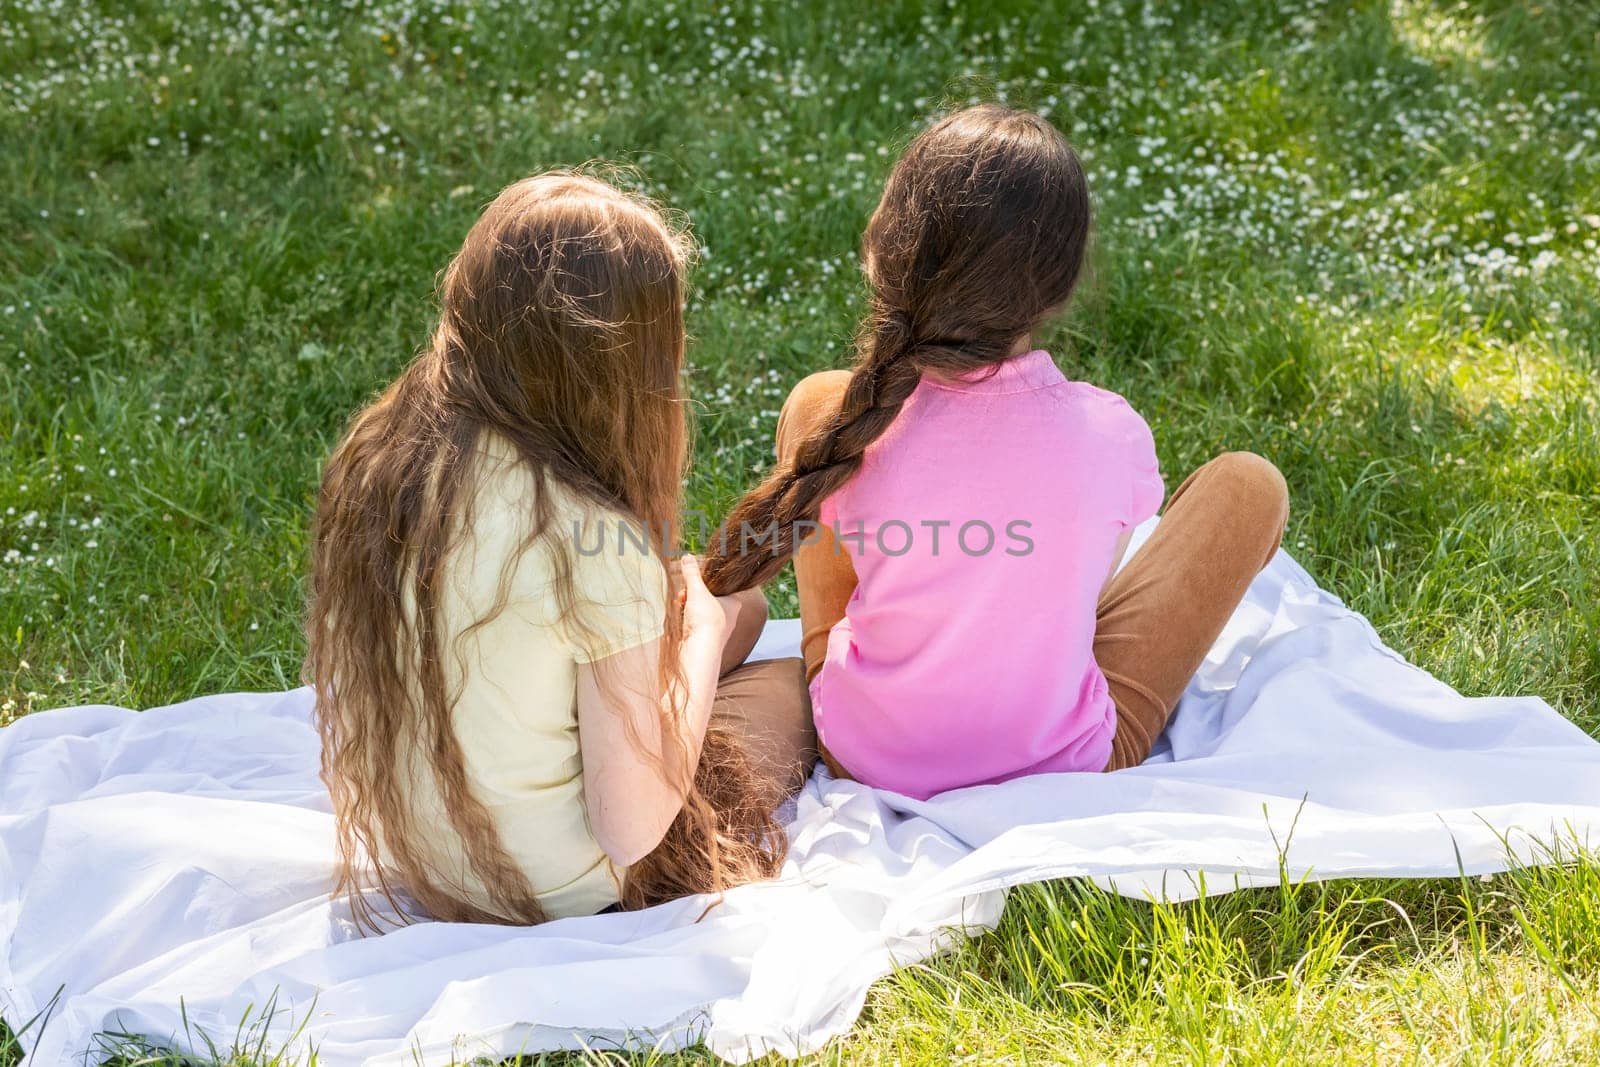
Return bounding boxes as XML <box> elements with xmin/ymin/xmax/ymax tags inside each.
<box><xmin>3</xmin><ymin>0</ymin><xmax>1599</xmax><ymax>1061</ymax></box>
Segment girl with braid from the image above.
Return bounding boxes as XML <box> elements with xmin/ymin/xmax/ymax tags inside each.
<box><xmin>307</xmin><ymin>173</ymin><xmax>813</xmax><ymax>927</ymax></box>
<box><xmin>701</xmin><ymin>106</ymin><xmax>1289</xmax><ymax>800</ymax></box>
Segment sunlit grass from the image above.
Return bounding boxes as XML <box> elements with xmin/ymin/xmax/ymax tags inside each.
<box><xmin>1390</xmin><ymin>0</ymin><xmax>1493</xmax><ymax>68</ymax></box>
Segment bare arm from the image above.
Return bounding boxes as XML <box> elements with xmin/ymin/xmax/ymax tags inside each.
<box><xmin>576</xmin><ymin>556</ymin><xmax>733</xmax><ymax>867</ymax></box>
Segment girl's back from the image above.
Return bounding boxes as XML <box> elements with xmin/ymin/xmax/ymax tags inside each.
<box><xmin>388</xmin><ymin>433</ymin><xmax>664</xmax><ymax>919</ymax></box>
<box><xmin>815</xmin><ymin>354</ymin><xmax>1162</xmax><ymax>798</ymax></box>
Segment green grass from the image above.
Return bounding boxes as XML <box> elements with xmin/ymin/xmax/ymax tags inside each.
<box><xmin>2</xmin><ymin>0</ymin><xmax>1598</xmax><ymax>1061</ymax></box>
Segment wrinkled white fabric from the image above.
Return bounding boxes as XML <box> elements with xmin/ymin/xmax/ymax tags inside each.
<box><xmin>4</xmin><ymin>532</ymin><xmax>1598</xmax><ymax>1064</ymax></box>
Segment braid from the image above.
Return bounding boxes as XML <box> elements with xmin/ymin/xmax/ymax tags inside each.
<box><xmin>702</xmin><ymin>305</ymin><xmax>922</xmax><ymax>595</ymax></box>
<box><xmin>704</xmin><ymin>105</ymin><xmax>1092</xmax><ymax>596</ymax></box>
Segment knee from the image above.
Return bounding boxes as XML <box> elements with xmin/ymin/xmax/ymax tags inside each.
<box><xmin>765</xmin><ymin>656</ymin><xmax>811</xmax><ymax>723</ymax></box>
<box><xmin>725</xmin><ymin>586</ymin><xmax>769</xmax><ymax>659</ymax></box>
<box><xmin>1205</xmin><ymin>451</ymin><xmax>1289</xmax><ymax>529</ymax></box>
<box><xmin>776</xmin><ymin>370</ymin><xmax>851</xmax><ymax>462</ymax></box>
<box><xmin>786</xmin><ymin>369</ymin><xmax>852</xmax><ymax>411</ymax></box>
<box><xmin>763</xmin><ymin>657</ymin><xmax>818</xmax><ymax>792</ymax></box>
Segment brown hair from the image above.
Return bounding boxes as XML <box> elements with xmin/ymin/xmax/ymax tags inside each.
<box><xmin>305</xmin><ymin>172</ymin><xmax>785</xmax><ymax>928</ymax></box>
<box><xmin>702</xmin><ymin>105</ymin><xmax>1092</xmax><ymax>594</ymax></box>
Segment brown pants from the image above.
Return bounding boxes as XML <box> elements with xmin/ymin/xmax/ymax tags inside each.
<box><xmin>712</xmin><ymin>619</ymin><xmax>816</xmax><ymax>808</ymax></box>
<box><xmin>776</xmin><ymin>370</ymin><xmax>1290</xmax><ymax>776</ymax></box>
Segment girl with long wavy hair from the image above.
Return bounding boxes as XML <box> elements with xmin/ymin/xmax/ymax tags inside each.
<box><xmin>702</xmin><ymin>106</ymin><xmax>1289</xmax><ymax>800</ymax></box>
<box><xmin>305</xmin><ymin>172</ymin><xmax>813</xmax><ymax>928</ymax></box>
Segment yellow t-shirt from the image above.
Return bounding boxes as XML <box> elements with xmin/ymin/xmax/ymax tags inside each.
<box><xmin>392</xmin><ymin>433</ymin><xmax>668</xmax><ymax>920</ymax></box>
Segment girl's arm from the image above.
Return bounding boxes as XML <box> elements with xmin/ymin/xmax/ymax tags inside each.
<box><xmin>576</xmin><ymin>556</ymin><xmax>733</xmax><ymax>867</ymax></box>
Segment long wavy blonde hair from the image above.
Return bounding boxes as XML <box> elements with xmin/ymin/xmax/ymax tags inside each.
<box><xmin>305</xmin><ymin>172</ymin><xmax>787</xmax><ymax>929</ymax></box>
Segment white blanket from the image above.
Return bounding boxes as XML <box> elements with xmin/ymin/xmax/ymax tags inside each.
<box><xmin>4</xmin><ymin>535</ymin><xmax>1599</xmax><ymax>1065</ymax></box>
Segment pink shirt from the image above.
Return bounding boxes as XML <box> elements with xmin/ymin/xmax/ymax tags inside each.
<box><xmin>813</xmin><ymin>350</ymin><xmax>1164</xmax><ymax>799</ymax></box>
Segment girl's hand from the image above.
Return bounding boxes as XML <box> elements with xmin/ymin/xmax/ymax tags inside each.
<box><xmin>678</xmin><ymin>555</ymin><xmax>737</xmax><ymax>649</ymax></box>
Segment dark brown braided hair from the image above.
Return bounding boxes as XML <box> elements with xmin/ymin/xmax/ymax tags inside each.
<box><xmin>702</xmin><ymin>105</ymin><xmax>1092</xmax><ymax>594</ymax></box>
